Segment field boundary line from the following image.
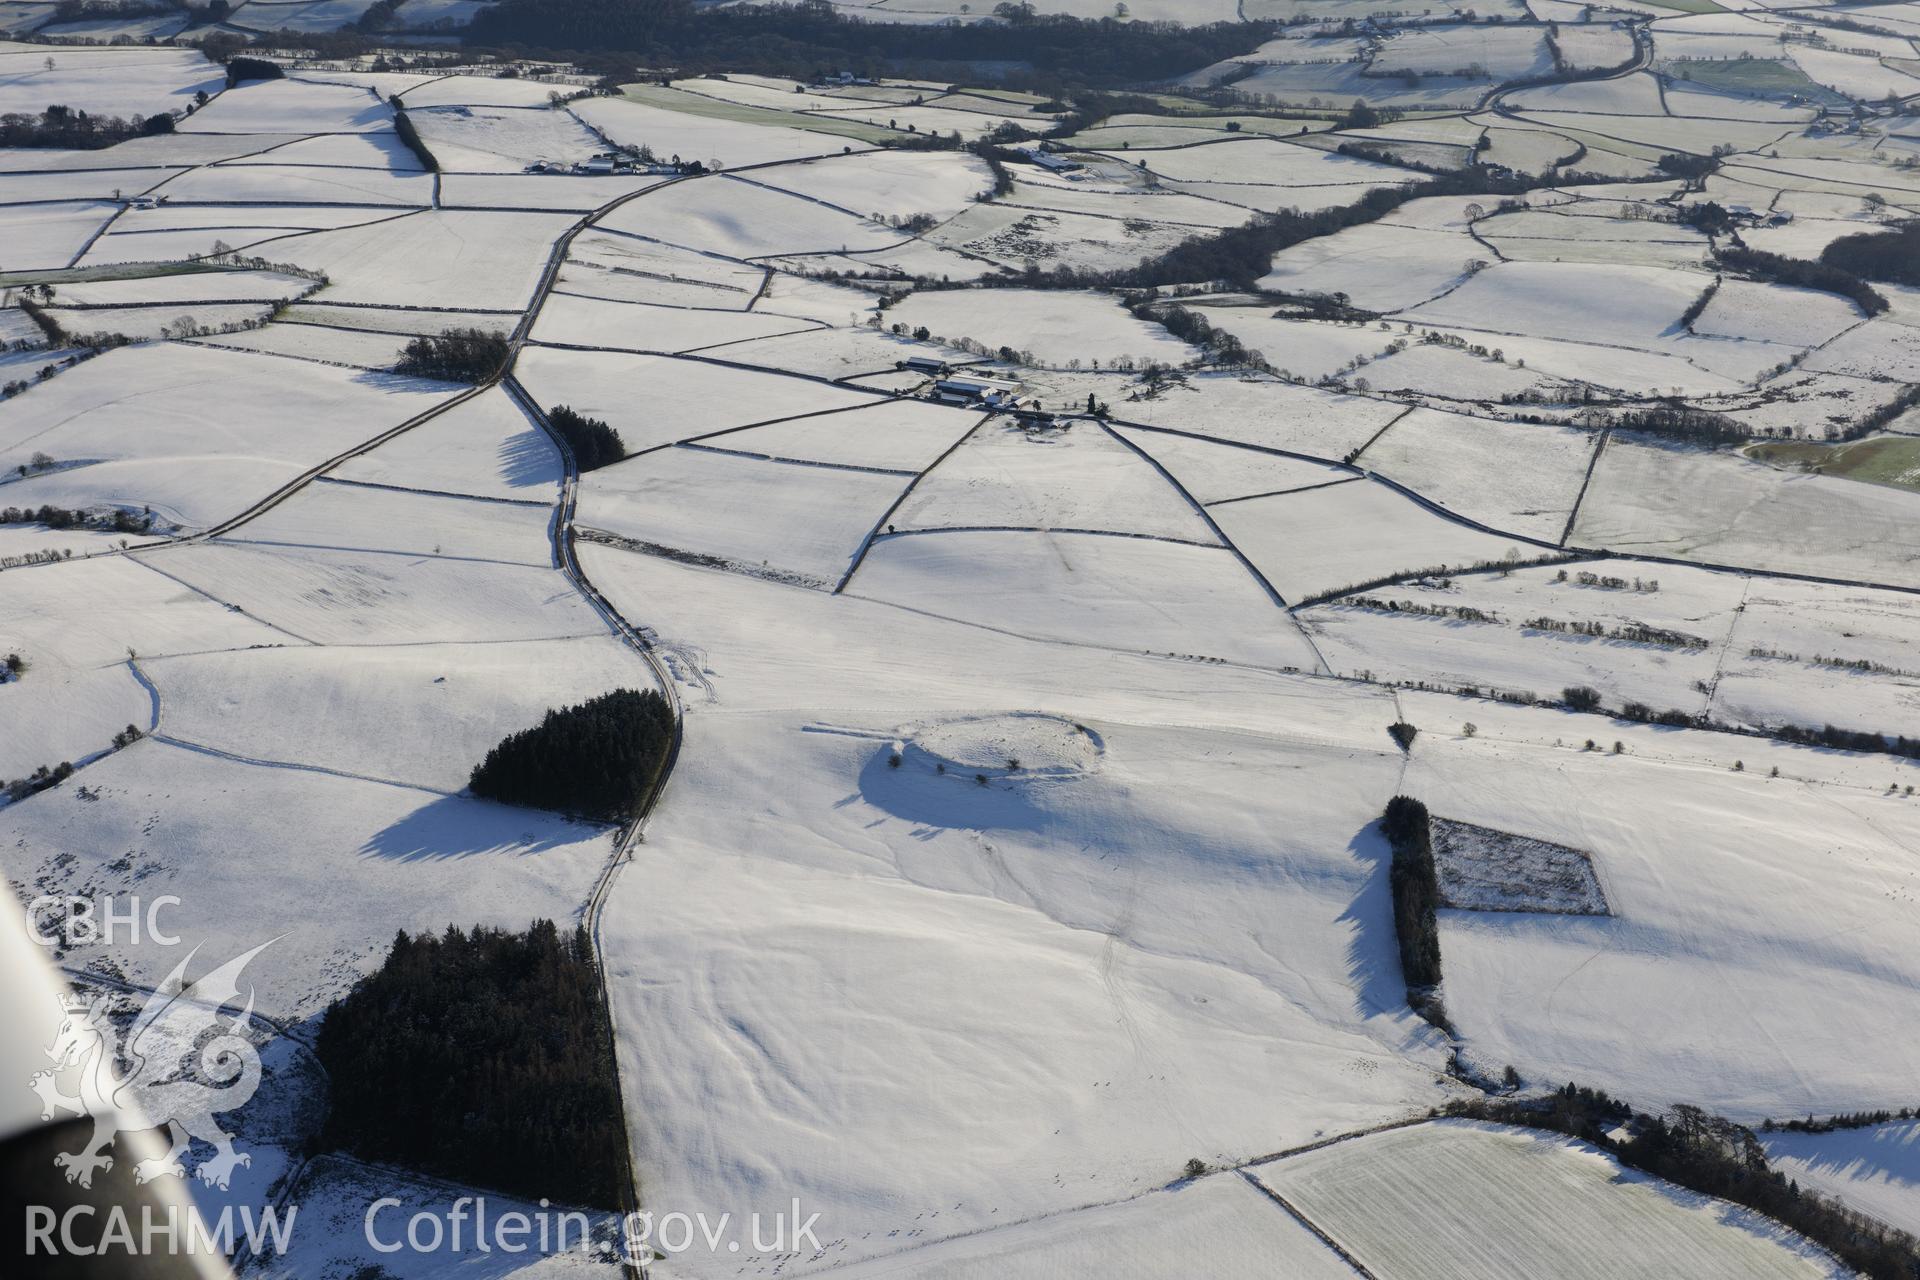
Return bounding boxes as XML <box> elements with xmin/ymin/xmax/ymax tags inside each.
<box><xmin>1236</xmin><ymin>1170</ymin><xmax>1378</xmax><ymax>1279</ymax></box>
<box><xmin>834</xmin><ymin>411</ymin><xmax>991</xmax><ymax>593</ymax></box>
<box><xmin>1101</xmin><ymin>421</ymin><xmax>1339</xmax><ymax>673</ymax></box>
<box><xmin>1559</xmin><ymin>425</ymin><xmax>1611</xmax><ymax>546</ymax></box>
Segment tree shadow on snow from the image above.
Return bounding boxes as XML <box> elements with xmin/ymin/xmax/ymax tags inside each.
<box><xmin>1337</xmin><ymin>819</ymin><xmax>1414</xmax><ymax>1021</ymax></box>
<box><xmin>358</xmin><ymin>794</ymin><xmax>593</xmax><ymax>861</ymax></box>
<box><xmin>1771</xmin><ymin>1122</ymin><xmax>1920</xmax><ymax>1188</ymax></box>
<box><xmin>853</xmin><ymin>745</ymin><xmax>1051</xmax><ymax>838</ymax></box>
<box><xmin>498</xmin><ymin>427</ymin><xmax>560</xmax><ymax>489</ymax></box>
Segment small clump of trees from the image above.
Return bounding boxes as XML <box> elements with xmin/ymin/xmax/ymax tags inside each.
<box><xmin>315</xmin><ymin>920</ymin><xmax>625</xmax><ymax>1207</ymax></box>
<box><xmin>5</xmin><ymin>761</ymin><xmax>74</xmax><ymax>804</ymax></box>
<box><xmin>1771</xmin><ymin>721</ymin><xmax>1920</xmax><ymax>760</ymax></box>
<box><xmin>1654</xmin><ymin>151</ymin><xmax>1718</xmax><ymax>182</ymax></box>
<box><xmin>394</xmin><ymin>328</ymin><xmax>510</xmax><ymax>383</ymax></box>
<box><xmin>1563</xmin><ymin>685</ymin><xmax>1602</xmax><ymax>713</ymax></box>
<box><xmin>225</xmin><ymin>56</ymin><xmax>285</xmax><ymax>88</ymax></box>
<box><xmin>1556</xmin><ymin>685</ymin><xmax>1920</xmax><ymax>763</ymax></box>
<box><xmin>469</xmin><ymin>687</ymin><xmax>674</xmax><ymax>821</ymax></box>
<box><xmin>547</xmin><ymin>404</ymin><xmax>626</xmax><ymax>471</ymax></box>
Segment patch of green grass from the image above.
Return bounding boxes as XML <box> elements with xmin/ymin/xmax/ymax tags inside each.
<box><xmin>1057</xmin><ymin>108</ymin><xmax>1342</xmax><ymax>148</ymax></box>
<box><xmin>1667</xmin><ymin>57</ymin><xmax>1845</xmax><ymax>105</ymax></box>
<box><xmin>619</xmin><ymin>83</ymin><xmax>905</xmax><ymax>145</ymax></box>
<box><xmin>1138</xmin><ymin>113</ymin><xmax>1332</xmax><ymax>135</ymax></box>
<box><xmin>0</xmin><ymin>262</ymin><xmax>226</xmax><ymax>288</ymax></box>
<box><xmin>1746</xmin><ymin>435</ymin><xmax>1920</xmax><ymax>492</ymax></box>
<box><xmin>954</xmin><ymin>86</ymin><xmax>1053</xmax><ymax>106</ymax></box>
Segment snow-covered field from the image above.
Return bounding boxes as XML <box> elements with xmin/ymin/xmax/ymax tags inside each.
<box><xmin>262</xmin><ymin>210</ymin><xmax>578</xmax><ymax>310</ymax></box>
<box><xmin>887</xmin><ymin>288</ymin><xmax>1194</xmax><ymax>367</ymax></box>
<box><xmin>0</xmin><ymin>44</ymin><xmax>220</xmax><ymax>117</ymax></box>
<box><xmin>889</xmin><ymin>418</ymin><xmax>1216</xmax><ymax>540</ymax></box>
<box><xmin>1573</xmin><ymin>436</ymin><xmax>1920</xmax><ymax>588</ymax></box>
<box><xmin>826</xmin><ymin>1173</ymin><xmax>1360</xmax><ymax>1279</ymax></box>
<box><xmin>1408</xmin><ymin>737</ymin><xmax>1920</xmax><ymax>1120</ymax></box>
<box><xmin>0</xmin><ymin>343</ymin><xmax>456</xmax><ymax>532</ymax></box>
<box><xmin>1</xmin><ymin>735</ymin><xmax>618</xmax><ymax>1017</ymax></box>
<box><xmin>1211</xmin><ymin>477</ymin><xmax>1538</xmax><ymax>603</ymax></box>
<box><xmin>515</xmin><ymin>346</ymin><xmax>875</xmax><ymax>452</ymax></box>
<box><xmin>1254</xmin><ymin>1121</ymin><xmax>1849</xmax><ymax>1279</ymax></box>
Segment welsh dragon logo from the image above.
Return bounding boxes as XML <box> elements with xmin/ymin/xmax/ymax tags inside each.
<box><xmin>30</xmin><ymin>940</ymin><xmax>273</xmax><ymax>1191</ymax></box>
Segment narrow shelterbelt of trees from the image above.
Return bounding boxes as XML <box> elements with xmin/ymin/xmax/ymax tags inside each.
<box><xmin>392</xmin><ymin>107</ymin><xmax>440</xmax><ymax>173</ymax></box>
<box><xmin>1381</xmin><ymin>795</ymin><xmax>1445</xmax><ymax>1029</ymax></box>
<box><xmin>1</xmin><ymin>503</ymin><xmax>154</xmax><ymax>534</ymax></box>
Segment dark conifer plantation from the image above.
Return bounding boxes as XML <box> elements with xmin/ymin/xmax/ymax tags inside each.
<box><xmin>469</xmin><ymin>687</ymin><xmax>674</xmax><ymax>821</ymax></box>
<box><xmin>547</xmin><ymin>404</ymin><xmax>627</xmax><ymax>471</ymax></box>
<box><xmin>316</xmin><ymin>920</ymin><xmax>624</xmax><ymax>1207</ymax></box>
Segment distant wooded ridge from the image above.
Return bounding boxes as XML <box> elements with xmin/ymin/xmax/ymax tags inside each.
<box><xmin>461</xmin><ymin>0</ymin><xmax>1270</xmax><ymax>87</ymax></box>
